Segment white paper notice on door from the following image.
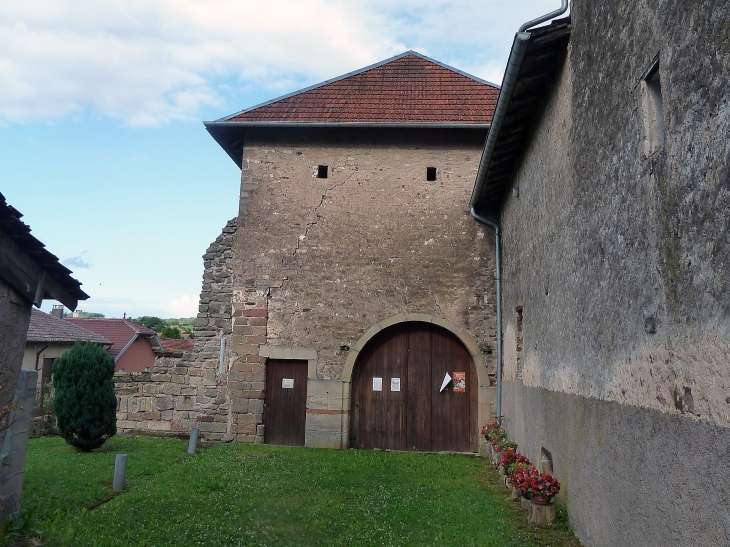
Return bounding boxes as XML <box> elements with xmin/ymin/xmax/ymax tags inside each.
<box><xmin>390</xmin><ymin>377</ymin><xmax>401</xmax><ymax>392</ymax></box>
<box><xmin>372</xmin><ymin>377</ymin><xmax>383</xmax><ymax>391</ymax></box>
<box><xmin>282</xmin><ymin>378</ymin><xmax>294</xmax><ymax>389</ymax></box>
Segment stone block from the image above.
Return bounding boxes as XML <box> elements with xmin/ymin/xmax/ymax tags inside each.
<box><xmin>176</xmin><ymin>395</ymin><xmax>195</xmax><ymax>411</ymax></box>
<box><xmin>305</xmin><ymin>411</ymin><xmax>343</xmax><ymax>432</ymax></box>
<box><xmin>305</xmin><ymin>429</ymin><xmax>345</xmax><ymax>449</ymax></box>
<box><xmin>197</xmin><ymin>421</ymin><xmax>227</xmax><ymax>434</ymax></box>
<box><xmin>155</xmin><ymin>396</ymin><xmax>174</xmax><ymax>411</ymax></box>
<box><xmin>248</xmin><ymin>399</ymin><xmax>264</xmax><ymax>414</ymax></box>
<box><xmin>147</xmin><ymin>421</ymin><xmax>171</xmax><ymax>432</ymax></box>
<box><xmin>307</xmin><ymin>379</ymin><xmax>343</xmax><ymax>399</ymax></box>
<box><xmin>527</xmin><ymin>502</ymin><xmax>556</xmax><ymax>525</ymax></box>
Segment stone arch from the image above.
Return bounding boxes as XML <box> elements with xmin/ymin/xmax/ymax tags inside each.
<box><xmin>342</xmin><ymin>312</ymin><xmax>488</xmax><ymax>387</ymax></box>
<box><xmin>342</xmin><ymin>312</ymin><xmax>494</xmax><ymax>451</ymax></box>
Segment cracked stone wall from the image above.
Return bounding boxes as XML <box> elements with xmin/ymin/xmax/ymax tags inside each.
<box><xmin>232</xmin><ymin>136</ymin><xmax>495</xmax><ymax>376</ymax></box>
<box><xmin>119</xmin><ymin>133</ymin><xmax>497</xmax><ymax>445</ymax></box>
<box><xmin>498</xmin><ymin>2</ymin><xmax>730</xmax><ymax>546</ymax></box>
<box><xmin>219</xmin><ymin>131</ymin><xmax>497</xmax><ymax>444</ymax></box>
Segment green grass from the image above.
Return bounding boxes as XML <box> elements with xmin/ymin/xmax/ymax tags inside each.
<box><xmin>20</xmin><ymin>437</ymin><xmax>581</xmax><ymax>546</ymax></box>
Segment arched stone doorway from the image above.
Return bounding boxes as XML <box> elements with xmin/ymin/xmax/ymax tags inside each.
<box><xmin>348</xmin><ymin>319</ymin><xmax>480</xmax><ymax>452</ymax></box>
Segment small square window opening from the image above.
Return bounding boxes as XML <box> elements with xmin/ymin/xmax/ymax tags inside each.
<box><xmin>426</xmin><ymin>167</ymin><xmax>437</xmax><ymax>181</ymax></box>
<box><xmin>317</xmin><ymin>165</ymin><xmax>328</xmax><ymax>178</ymax></box>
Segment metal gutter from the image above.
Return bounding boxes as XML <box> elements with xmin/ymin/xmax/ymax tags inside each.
<box><xmin>470</xmin><ymin>1</ymin><xmax>569</xmax><ymax>426</ymax></box>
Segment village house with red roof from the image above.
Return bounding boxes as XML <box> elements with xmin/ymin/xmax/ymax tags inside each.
<box><xmin>65</xmin><ymin>316</ymin><xmax>162</xmax><ymax>373</ymax></box>
<box><xmin>174</xmin><ymin>51</ymin><xmax>501</xmax><ymax>449</ymax></box>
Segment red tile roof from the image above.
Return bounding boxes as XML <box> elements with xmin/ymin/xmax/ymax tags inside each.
<box><xmin>27</xmin><ymin>309</ymin><xmax>110</xmax><ymax>345</ymax></box>
<box><xmin>226</xmin><ymin>51</ymin><xmax>499</xmax><ymax>124</ymax></box>
<box><xmin>159</xmin><ymin>338</ymin><xmax>195</xmax><ymax>352</ymax></box>
<box><xmin>65</xmin><ymin>318</ymin><xmax>161</xmax><ymax>359</ymax></box>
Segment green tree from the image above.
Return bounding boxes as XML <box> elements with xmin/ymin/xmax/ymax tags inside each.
<box><xmin>52</xmin><ymin>341</ymin><xmax>117</xmax><ymax>450</ymax></box>
<box><xmin>132</xmin><ymin>316</ymin><xmax>166</xmax><ymax>331</ymax></box>
<box><xmin>160</xmin><ymin>326</ymin><xmax>182</xmax><ymax>339</ymax></box>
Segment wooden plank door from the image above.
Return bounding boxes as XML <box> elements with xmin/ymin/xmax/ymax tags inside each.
<box><xmin>430</xmin><ymin>328</ymin><xmax>476</xmax><ymax>452</ymax></box>
<box><xmin>352</xmin><ymin>325</ymin><xmax>408</xmax><ymax>450</ymax></box>
<box><xmin>351</xmin><ymin>322</ymin><xmax>478</xmax><ymax>452</ymax></box>
<box><xmin>263</xmin><ymin>359</ymin><xmax>308</xmax><ymax>446</ymax></box>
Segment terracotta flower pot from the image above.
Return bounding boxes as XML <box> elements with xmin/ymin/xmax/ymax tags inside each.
<box><xmin>531</xmin><ymin>494</ymin><xmax>552</xmax><ymax>506</ymax></box>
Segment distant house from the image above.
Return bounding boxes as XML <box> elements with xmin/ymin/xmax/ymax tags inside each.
<box><xmin>23</xmin><ymin>307</ymin><xmax>110</xmax><ymax>396</ymax></box>
<box><xmin>0</xmin><ymin>191</ymin><xmax>88</xmax><ymax>518</ymax></box>
<box><xmin>158</xmin><ymin>337</ymin><xmax>195</xmax><ymax>356</ymax></box>
<box><xmin>65</xmin><ymin>318</ymin><xmax>163</xmax><ymax>373</ymax></box>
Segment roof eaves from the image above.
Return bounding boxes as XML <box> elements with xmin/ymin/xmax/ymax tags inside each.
<box><xmin>470</xmin><ymin>17</ymin><xmax>571</xmax><ymax>217</ymax></box>
<box><xmin>114</xmin><ymin>332</ymin><xmax>139</xmax><ymax>362</ymax></box>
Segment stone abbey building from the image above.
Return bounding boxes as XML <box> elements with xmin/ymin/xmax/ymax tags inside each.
<box><xmin>117</xmin><ymin>52</ymin><xmax>500</xmax><ymax>451</ymax></box>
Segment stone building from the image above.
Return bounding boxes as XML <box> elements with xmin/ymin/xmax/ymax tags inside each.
<box><xmin>470</xmin><ymin>3</ymin><xmax>730</xmax><ymax>546</ymax></box>
<box><xmin>187</xmin><ymin>51</ymin><xmax>500</xmax><ymax>450</ymax></box>
<box><xmin>0</xmin><ymin>192</ymin><xmax>88</xmax><ymax>518</ymax></box>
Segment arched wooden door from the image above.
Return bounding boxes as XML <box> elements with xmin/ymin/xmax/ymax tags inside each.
<box><xmin>350</xmin><ymin>322</ymin><xmax>478</xmax><ymax>452</ymax></box>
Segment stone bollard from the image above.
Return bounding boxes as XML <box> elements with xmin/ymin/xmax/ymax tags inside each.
<box><xmin>527</xmin><ymin>501</ymin><xmax>557</xmax><ymax>525</ymax></box>
<box><xmin>188</xmin><ymin>428</ymin><xmax>199</xmax><ymax>455</ymax></box>
<box><xmin>113</xmin><ymin>454</ymin><xmax>127</xmax><ymax>491</ymax></box>
<box><xmin>520</xmin><ymin>496</ymin><xmax>531</xmax><ymax>511</ymax></box>
<box><xmin>511</xmin><ymin>487</ymin><xmax>522</xmax><ymax>501</ymax></box>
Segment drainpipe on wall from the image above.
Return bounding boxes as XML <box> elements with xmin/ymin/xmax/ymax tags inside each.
<box><xmin>469</xmin><ymin>208</ymin><xmax>503</xmax><ymax>424</ymax></box>
<box><xmin>470</xmin><ymin>1</ymin><xmax>569</xmax><ymax>426</ymax></box>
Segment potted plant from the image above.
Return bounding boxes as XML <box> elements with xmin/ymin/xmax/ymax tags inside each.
<box><xmin>528</xmin><ymin>472</ymin><xmax>561</xmax><ymax>505</ymax></box>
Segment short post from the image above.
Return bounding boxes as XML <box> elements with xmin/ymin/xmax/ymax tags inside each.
<box><xmin>188</xmin><ymin>428</ymin><xmax>199</xmax><ymax>455</ymax></box>
<box><xmin>113</xmin><ymin>454</ymin><xmax>127</xmax><ymax>491</ymax></box>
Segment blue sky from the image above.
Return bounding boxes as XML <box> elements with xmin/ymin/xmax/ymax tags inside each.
<box><xmin>1</xmin><ymin>0</ymin><xmax>560</xmax><ymax>318</ymax></box>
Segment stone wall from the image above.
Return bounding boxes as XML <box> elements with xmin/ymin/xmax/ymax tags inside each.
<box><xmin>115</xmin><ymin>131</ymin><xmax>498</xmax><ymax>447</ymax></box>
<box><xmin>498</xmin><ymin>1</ymin><xmax>730</xmax><ymax>545</ymax></box>
<box><xmin>0</xmin><ymin>280</ymin><xmax>32</xmax><ymax>467</ymax></box>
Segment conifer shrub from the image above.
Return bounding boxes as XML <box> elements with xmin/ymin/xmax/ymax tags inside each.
<box><xmin>52</xmin><ymin>341</ymin><xmax>117</xmax><ymax>450</ymax></box>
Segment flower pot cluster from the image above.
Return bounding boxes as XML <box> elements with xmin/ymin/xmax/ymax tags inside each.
<box><xmin>482</xmin><ymin>421</ymin><xmax>561</xmax><ymax>525</ymax></box>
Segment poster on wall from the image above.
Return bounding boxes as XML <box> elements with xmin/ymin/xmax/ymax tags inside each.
<box><xmin>440</xmin><ymin>372</ymin><xmax>452</xmax><ymax>392</ymax></box>
<box><xmin>282</xmin><ymin>378</ymin><xmax>294</xmax><ymax>389</ymax></box>
<box><xmin>390</xmin><ymin>378</ymin><xmax>401</xmax><ymax>392</ymax></box>
<box><xmin>452</xmin><ymin>372</ymin><xmax>466</xmax><ymax>392</ymax></box>
<box><xmin>373</xmin><ymin>377</ymin><xmax>383</xmax><ymax>392</ymax></box>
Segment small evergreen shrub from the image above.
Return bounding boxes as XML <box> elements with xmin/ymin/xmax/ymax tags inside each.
<box><xmin>52</xmin><ymin>341</ymin><xmax>117</xmax><ymax>450</ymax></box>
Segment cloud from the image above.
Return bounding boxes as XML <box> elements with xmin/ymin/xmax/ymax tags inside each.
<box><xmin>62</xmin><ymin>254</ymin><xmax>91</xmax><ymax>269</ymax></box>
<box><xmin>0</xmin><ymin>0</ymin><xmax>560</xmax><ymax>125</ymax></box>
<box><xmin>165</xmin><ymin>294</ymin><xmax>199</xmax><ymax>317</ymax></box>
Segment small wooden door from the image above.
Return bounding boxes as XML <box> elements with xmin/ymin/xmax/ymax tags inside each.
<box><xmin>351</xmin><ymin>322</ymin><xmax>477</xmax><ymax>452</ymax></box>
<box><xmin>263</xmin><ymin>359</ymin><xmax>308</xmax><ymax>446</ymax></box>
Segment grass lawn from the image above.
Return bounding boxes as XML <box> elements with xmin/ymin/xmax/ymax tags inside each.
<box><xmin>17</xmin><ymin>436</ymin><xmax>581</xmax><ymax>546</ymax></box>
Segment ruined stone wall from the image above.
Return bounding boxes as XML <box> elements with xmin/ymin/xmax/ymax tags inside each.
<box><xmin>499</xmin><ymin>1</ymin><xmax>730</xmax><ymax>545</ymax></box>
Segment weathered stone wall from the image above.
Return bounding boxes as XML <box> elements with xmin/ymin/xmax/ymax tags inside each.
<box><xmin>233</xmin><ymin>133</ymin><xmax>495</xmax><ymax>377</ymax></box>
<box><xmin>0</xmin><ymin>280</ymin><xmax>31</xmax><ymax>457</ymax></box>
<box><xmin>499</xmin><ymin>2</ymin><xmax>730</xmax><ymax>545</ymax></box>
<box><xmin>115</xmin><ymin>221</ymin><xmax>237</xmax><ymax>439</ymax></box>
<box><xmin>116</xmin><ymin>131</ymin><xmax>498</xmax><ymax>446</ymax></box>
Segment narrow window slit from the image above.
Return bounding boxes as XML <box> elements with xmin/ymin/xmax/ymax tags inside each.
<box><xmin>317</xmin><ymin>165</ymin><xmax>328</xmax><ymax>178</ymax></box>
<box><xmin>426</xmin><ymin>167</ymin><xmax>437</xmax><ymax>181</ymax></box>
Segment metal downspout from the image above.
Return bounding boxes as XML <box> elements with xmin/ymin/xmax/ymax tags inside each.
<box><xmin>470</xmin><ymin>1</ymin><xmax>569</xmax><ymax>426</ymax></box>
<box><xmin>470</xmin><ymin>208</ymin><xmax>502</xmax><ymax>424</ymax></box>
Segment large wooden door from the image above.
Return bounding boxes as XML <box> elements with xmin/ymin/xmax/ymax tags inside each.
<box><xmin>263</xmin><ymin>359</ymin><xmax>308</xmax><ymax>446</ymax></box>
<box><xmin>351</xmin><ymin>322</ymin><xmax>478</xmax><ymax>452</ymax></box>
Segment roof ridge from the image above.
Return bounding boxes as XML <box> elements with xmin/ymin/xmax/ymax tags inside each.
<box><xmin>215</xmin><ymin>51</ymin><xmax>500</xmax><ymax>123</ymax></box>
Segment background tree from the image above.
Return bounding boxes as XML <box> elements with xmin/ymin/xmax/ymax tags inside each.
<box><xmin>52</xmin><ymin>341</ymin><xmax>117</xmax><ymax>450</ymax></box>
<box><xmin>160</xmin><ymin>326</ymin><xmax>182</xmax><ymax>339</ymax></box>
<box><xmin>132</xmin><ymin>316</ymin><xmax>166</xmax><ymax>331</ymax></box>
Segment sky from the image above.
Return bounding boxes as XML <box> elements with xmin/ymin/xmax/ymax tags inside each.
<box><xmin>1</xmin><ymin>0</ymin><xmax>562</xmax><ymax>319</ymax></box>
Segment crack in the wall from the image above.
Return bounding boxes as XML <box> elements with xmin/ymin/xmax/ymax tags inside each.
<box><xmin>289</xmin><ymin>169</ymin><xmax>357</xmax><ymax>259</ymax></box>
